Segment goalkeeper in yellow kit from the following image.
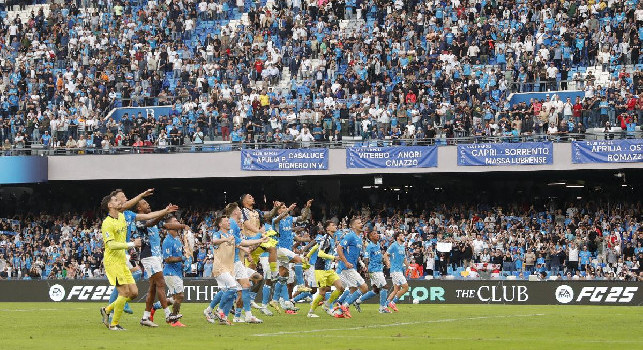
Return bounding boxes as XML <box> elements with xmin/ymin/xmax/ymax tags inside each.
<box><xmin>99</xmin><ymin>191</ymin><xmax>142</xmax><ymax>330</ymax></box>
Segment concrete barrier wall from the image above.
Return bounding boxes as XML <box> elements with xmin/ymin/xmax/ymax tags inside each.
<box><xmin>47</xmin><ymin>144</ymin><xmax>643</xmax><ymax>180</ymax></box>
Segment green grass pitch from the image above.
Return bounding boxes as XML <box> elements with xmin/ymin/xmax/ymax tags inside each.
<box><xmin>1</xmin><ymin>303</ymin><xmax>641</xmax><ymax>349</ymax></box>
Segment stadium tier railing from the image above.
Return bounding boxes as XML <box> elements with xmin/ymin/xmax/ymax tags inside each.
<box><xmin>3</xmin><ymin>131</ymin><xmax>642</xmax><ymax>156</ymax></box>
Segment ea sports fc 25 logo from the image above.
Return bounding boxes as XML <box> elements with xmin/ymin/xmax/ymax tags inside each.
<box><xmin>555</xmin><ymin>285</ymin><xmax>574</xmax><ymax>304</ymax></box>
<box><xmin>49</xmin><ymin>284</ymin><xmax>66</xmax><ymax>302</ymax></box>
<box><xmin>48</xmin><ymin>284</ymin><xmax>115</xmax><ymax>301</ymax></box>
<box><xmin>555</xmin><ymin>285</ymin><xmax>638</xmax><ymax>304</ymax></box>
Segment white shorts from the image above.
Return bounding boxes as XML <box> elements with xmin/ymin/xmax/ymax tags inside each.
<box><xmin>234</xmin><ymin>261</ymin><xmax>257</xmax><ymax>280</ymax></box>
<box><xmin>305</xmin><ymin>267</ymin><xmax>316</xmax><ymax>287</ymax></box>
<box><xmin>277</xmin><ymin>247</ymin><xmax>297</xmax><ymax>267</ymax></box>
<box><xmin>259</xmin><ymin>256</ymin><xmax>270</xmax><ymax>279</ymax></box>
<box><xmin>369</xmin><ymin>271</ymin><xmax>387</xmax><ymax>288</ymax></box>
<box><xmin>287</xmin><ymin>263</ymin><xmax>295</xmax><ymax>284</ymax></box>
<box><xmin>391</xmin><ymin>271</ymin><xmax>408</xmax><ymax>286</ymax></box>
<box><xmin>141</xmin><ymin>256</ymin><xmax>163</xmax><ymax>276</ymax></box>
<box><xmin>340</xmin><ymin>269</ymin><xmax>365</xmax><ymax>289</ymax></box>
<box><xmin>215</xmin><ymin>272</ymin><xmax>237</xmax><ymax>290</ymax></box>
<box><xmin>164</xmin><ymin>275</ymin><xmax>184</xmax><ymax>295</ymax></box>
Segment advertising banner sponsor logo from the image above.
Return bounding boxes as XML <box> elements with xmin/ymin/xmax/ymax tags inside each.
<box><xmin>48</xmin><ymin>284</ymin><xmax>66</xmax><ymax>302</ymax></box>
<box><xmin>397</xmin><ymin>284</ymin><xmax>446</xmax><ymax>303</ymax></box>
<box><xmin>1</xmin><ymin>279</ymin><xmax>640</xmax><ymax>305</ymax></box>
<box><xmin>555</xmin><ymin>285</ymin><xmax>574</xmax><ymax>304</ymax></box>
<box><xmin>346</xmin><ymin>146</ymin><xmax>438</xmax><ymax>168</ymax></box>
<box><xmin>457</xmin><ymin>142</ymin><xmax>553</xmax><ymax>166</ymax></box>
<box><xmin>572</xmin><ymin>140</ymin><xmax>643</xmax><ymax>163</ymax></box>
<box><xmin>63</xmin><ymin>285</ymin><xmax>115</xmax><ymax>301</ymax></box>
<box><xmin>571</xmin><ymin>286</ymin><xmax>638</xmax><ymax>304</ymax></box>
<box><xmin>241</xmin><ymin>149</ymin><xmax>329</xmax><ymax>171</ymax></box>
<box><xmin>454</xmin><ymin>284</ymin><xmax>529</xmax><ymax>303</ymax></box>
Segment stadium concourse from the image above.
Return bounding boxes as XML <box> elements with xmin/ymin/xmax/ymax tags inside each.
<box><xmin>0</xmin><ymin>171</ymin><xmax>641</xmax><ymax>283</ymax></box>
<box><xmin>0</xmin><ymin>0</ymin><xmax>643</xmax><ymax>154</ymax></box>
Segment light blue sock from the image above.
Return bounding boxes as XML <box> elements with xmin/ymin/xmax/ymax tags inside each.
<box><xmin>294</xmin><ymin>263</ymin><xmax>304</xmax><ymax>285</ymax></box>
<box><xmin>392</xmin><ymin>296</ymin><xmax>399</xmax><ymax>303</ymax></box>
<box><xmin>272</xmin><ymin>282</ymin><xmax>284</xmax><ymax>302</ymax></box>
<box><xmin>293</xmin><ymin>291</ymin><xmax>311</xmax><ymax>302</ymax></box>
<box><xmin>210</xmin><ymin>290</ymin><xmax>224</xmax><ymax>309</ymax></box>
<box><xmin>242</xmin><ymin>289</ymin><xmax>251</xmax><ymax>312</ymax></box>
<box><xmin>262</xmin><ymin>285</ymin><xmax>272</xmax><ymax>305</ymax></box>
<box><xmin>249</xmin><ymin>291</ymin><xmax>257</xmax><ymax>302</ymax></box>
<box><xmin>234</xmin><ymin>307</ymin><xmax>242</xmax><ymax>318</ymax></box>
<box><xmin>358</xmin><ymin>290</ymin><xmax>376</xmax><ymax>303</ymax></box>
<box><xmin>336</xmin><ymin>290</ymin><xmax>350</xmax><ymax>305</ymax></box>
<box><xmin>345</xmin><ymin>290</ymin><xmax>363</xmax><ymax>305</ymax></box>
<box><xmin>324</xmin><ymin>292</ymin><xmax>331</xmax><ymax>300</ymax></box>
<box><xmin>281</xmin><ymin>284</ymin><xmax>290</xmax><ymax>301</ymax></box>
<box><xmin>380</xmin><ymin>290</ymin><xmax>389</xmax><ymax>307</ymax></box>
<box><xmin>221</xmin><ymin>289</ymin><xmax>236</xmax><ymax>315</ymax></box>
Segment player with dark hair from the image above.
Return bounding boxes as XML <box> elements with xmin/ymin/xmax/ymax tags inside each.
<box><xmin>355</xmin><ymin>229</ymin><xmax>392</xmax><ymax>313</ymax></box>
<box><xmin>335</xmin><ymin>217</ymin><xmax>369</xmax><ymax>318</ymax></box>
<box><xmin>161</xmin><ymin>216</ymin><xmax>188</xmax><ymax>326</ymax></box>
<box><xmin>386</xmin><ymin>232</ymin><xmax>409</xmax><ymax>312</ymax></box>
<box><xmin>226</xmin><ymin>202</ymin><xmax>270</xmax><ymax>323</ymax></box>
<box><xmin>204</xmin><ymin>215</ymin><xmax>237</xmax><ymax>326</ymax></box>
<box><xmin>306</xmin><ymin>220</ymin><xmax>345</xmax><ymax>318</ymax></box>
<box><xmin>99</xmin><ymin>192</ymin><xmax>141</xmax><ymax>330</ymax></box>
<box><xmin>101</xmin><ymin>188</ymin><xmax>178</xmax><ymax>326</ymax></box>
<box><xmin>239</xmin><ymin>194</ymin><xmax>281</xmax><ymax>314</ymax></box>
<box><xmin>270</xmin><ymin>199</ymin><xmax>313</xmax><ymax>311</ymax></box>
<box><xmin>137</xmin><ymin>199</ymin><xmax>185</xmax><ymax>327</ymax></box>
<box><xmin>99</xmin><ymin>190</ymin><xmax>177</xmax><ymax>330</ymax></box>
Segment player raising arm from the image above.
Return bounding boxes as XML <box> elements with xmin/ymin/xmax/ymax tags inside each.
<box><xmin>306</xmin><ymin>220</ymin><xmax>345</xmax><ymax>318</ymax></box>
<box><xmin>99</xmin><ymin>192</ymin><xmax>142</xmax><ymax>331</ymax></box>
<box><xmin>228</xmin><ymin>202</ymin><xmax>270</xmax><ymax>323</ymax></box>
<box><xmin>105</xmin><ymin>188</ymin><xmax>175</xmax><ymax>316</ymax></box>
<box><xmin>137</xmin><ymin>199</ymin><xmax>183</xmax><ymax>327</ymax></box>
<box><xmin>270</xmin><ymin>200</ymin><xmax>313</xmax><ymax>310</ymax></box>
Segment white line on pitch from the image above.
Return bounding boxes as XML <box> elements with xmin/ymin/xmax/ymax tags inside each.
<box><xmin>252</xmin><ymin>314</ymin><xmax>545</xmax><ymax>337</ymax></box>
<box><xmin>274</xmin><ymin>335</ymin><xmax>642</xmax><ymax>344</ymax></box>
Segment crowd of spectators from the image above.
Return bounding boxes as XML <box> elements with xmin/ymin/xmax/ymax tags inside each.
<box><xmin>1</xmin><ymin>0</ymin><xmax>643</xmax><ymax>153</ymax></box>
<box><xmin>1</xmin><ymin>197</ymin><xmax>641</xmax><ymax>281</ymax></box>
